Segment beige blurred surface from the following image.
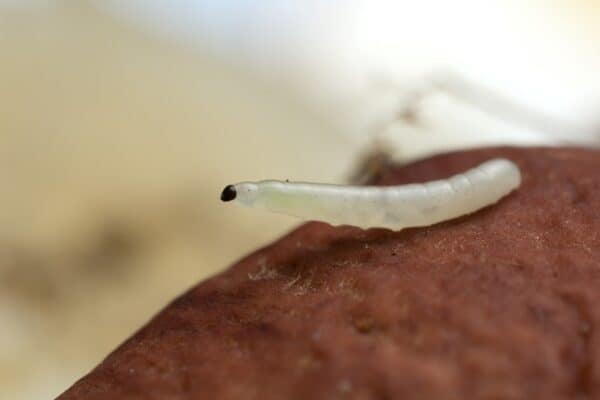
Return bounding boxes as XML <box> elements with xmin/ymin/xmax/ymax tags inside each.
<box><xmin>0</xmin><ymin>3</ymin><xmax>350</xmax><ymax>399</ymax></box>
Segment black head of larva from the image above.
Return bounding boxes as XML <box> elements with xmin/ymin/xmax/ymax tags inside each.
<box><xmin>220</xmin><ymin>185</ymin><xmax>237</xmax><ymax>202</ymax></box>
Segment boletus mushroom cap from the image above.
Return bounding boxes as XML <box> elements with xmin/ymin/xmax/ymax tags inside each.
<box><xmin>59</xmin><ymin>146</ymin><xmax>600</xmax><ymax>400</ymax></box>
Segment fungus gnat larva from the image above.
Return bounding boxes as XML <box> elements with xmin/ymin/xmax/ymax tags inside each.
<box><xmin>220</xmin><ymin>158</ymin><xmax>521</xmax><ymax>231</ymax></box>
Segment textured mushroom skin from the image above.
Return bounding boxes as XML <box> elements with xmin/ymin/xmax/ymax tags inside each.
<box><xmin>59</xmin><ymin>147</ymin><xmax>600</xmax><ymax>400</ymax></box>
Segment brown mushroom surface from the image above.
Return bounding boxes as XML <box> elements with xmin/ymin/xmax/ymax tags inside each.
<box><xmin>59</xmin><ymin>147</ymin><xmax>600</xmax><ymax>400</ymax></box>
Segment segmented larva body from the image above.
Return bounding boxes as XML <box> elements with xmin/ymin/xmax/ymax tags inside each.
<box><xmin>221</xmin><ymin>158</ymin><xmax>521</xmax><ymax>231</ymax></box>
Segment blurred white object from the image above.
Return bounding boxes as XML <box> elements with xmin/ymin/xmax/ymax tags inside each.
<box><xmin>355</xmin><ymin>71</ymin><xmax>595</xmax><ymax>162</ymax></box>
<box><xmin>101</xmin><ymin>0</ymin><xmax>600</xmax><ymax>161</ymax></box>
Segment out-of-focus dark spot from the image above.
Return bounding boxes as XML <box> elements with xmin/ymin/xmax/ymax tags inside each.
<box><xmin>353</xmin><ymin>316</ymin><xmax>376</xmax><ymax>334</ymax></box>
<box><xmin>81</xmin><ymin>221</ymin><xmax>140</xmax><ymax>275</ymax></box>
<box><xmin>0</xmin><ymin>247</ymin><xmax>58</xmax><ymax>301</ymax></box>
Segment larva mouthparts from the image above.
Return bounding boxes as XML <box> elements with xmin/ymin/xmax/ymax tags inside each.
<box><xmin>221</xmin><ymin>158</ymin><xmax>521</xmax><ymax>231</ymax></box>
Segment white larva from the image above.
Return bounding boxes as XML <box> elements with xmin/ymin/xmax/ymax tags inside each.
<box><xmin>220</xmin><ymin>158</ymin><xmax>521</xmax><ymax>231</ymax></box>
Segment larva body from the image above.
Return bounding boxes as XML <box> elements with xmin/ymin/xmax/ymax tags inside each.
<box><xmin>221</xmin><ymin>158</ymin><xmax>521</xmax><ymax>230</ymax></box>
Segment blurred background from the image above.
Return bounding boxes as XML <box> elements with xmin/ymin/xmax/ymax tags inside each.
<box><xmin>1</xmin><ymin>1</ymin><xmax>599</xmax><ymax>398</ymax></box>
